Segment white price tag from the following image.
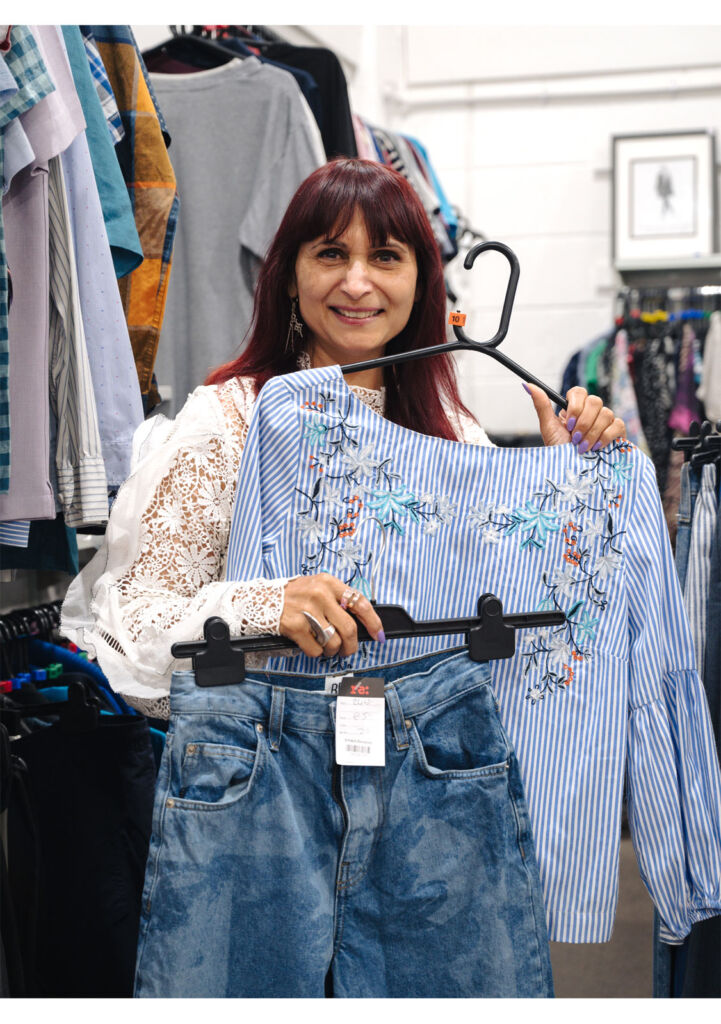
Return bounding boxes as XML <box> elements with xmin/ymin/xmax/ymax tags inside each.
<box><xmin>335</xmin><ymin>676</ymin><xmax>385</xmax><ymax>767</ymax></box>
<box><xmin>324</xmin><ymin>674</ymin><xmax>345</xmax><ymax>695</ymax></box>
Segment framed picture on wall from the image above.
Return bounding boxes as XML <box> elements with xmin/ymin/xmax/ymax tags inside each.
<box><xmin>612</xmin><ymin>130</ymin><xmax>718</xmax><ymax>266</ymax></box>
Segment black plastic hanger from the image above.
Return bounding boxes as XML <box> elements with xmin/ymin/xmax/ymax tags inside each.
<box><xmin>0</xmin><ymin>681</ymin><xmax>101</xmax><ymax>734</ymax></box>
<box><xmin>142</xmin><ymin>29</ymin><xmax>242</xmax><ymax>68</ymax></box>
<box><xmin>171</xmin><ymin>595</ymin><xmax>566</xmax><ymax>687</ymax></box>
<box><xmin>690</xmin><ymin>422</ymin><xmax>721</xmax><ymax>469</ymax></box>
<box><xmin>340</xmin><ymin>241</ymin><xmax>568</xmax><ymax>409</ymax></box>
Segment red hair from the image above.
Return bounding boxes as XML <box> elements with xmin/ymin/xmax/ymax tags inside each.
<box><xmin>206</xmin><ymin>159</ymin><xmax>476</xmax><ymax>440</ymax></box>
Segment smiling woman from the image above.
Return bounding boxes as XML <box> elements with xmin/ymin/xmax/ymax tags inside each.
<box><xmin>207</xmin><ymin>158</ymin><xmax>472</xmax><ymax>441</ymax></box>
<box><xmin>64</xmin><ymin>158</ymin><xmax>627</xmax><ymax>710</ymax></box>
<box><xmin>291</xmin><ymin>211</ymin><xmax>420</xmax><ymax>387</ymax></box>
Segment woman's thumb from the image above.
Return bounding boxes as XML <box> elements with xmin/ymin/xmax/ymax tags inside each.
<box><xmin>522</xmin><ymin>381</ymin><xmax>558</xmax><ymax>433</ymax></box>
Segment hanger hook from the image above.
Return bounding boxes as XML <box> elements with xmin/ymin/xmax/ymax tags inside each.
<box><xmin>452</xmin><ymin>241</ymin><xmax>520</xmax><ymax>350</ymax></box>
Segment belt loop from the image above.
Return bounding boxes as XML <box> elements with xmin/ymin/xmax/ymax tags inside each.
<box><xmin>386</xmin><ymin>684</ymin><xmax>410</xmax><ymax>751</ymax></box>
<box><xmin>268</xmin><ymin>686</ymin><xmax>285</xmax><ymax>752</ymax></box>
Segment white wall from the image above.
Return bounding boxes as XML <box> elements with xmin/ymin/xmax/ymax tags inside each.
<box><xmin>375</xmin><ymin>25</ymin><xmax>721</xmax><ymax>436</ymax></box>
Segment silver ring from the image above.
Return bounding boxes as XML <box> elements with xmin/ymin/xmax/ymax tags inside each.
<box><xmin>302</xmin><ymin>611</ymin><xmax>337</xmax><ymax>647</ymax></box>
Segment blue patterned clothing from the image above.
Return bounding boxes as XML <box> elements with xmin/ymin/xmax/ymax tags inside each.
<box><xmin>223</xmin><ymin>364</ymin><xmax>721</xmax><ymax>945</ymax></box>
<box><xmin>81</xmin><ymin>31</ymin><xmax>124</xmax><ymax>144</ymax></box>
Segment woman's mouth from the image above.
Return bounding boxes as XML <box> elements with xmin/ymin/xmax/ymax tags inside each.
<box><xmin>331</xmin><ymin>307</ymin><xmax>383</xmax><ymax>323</ymax></box>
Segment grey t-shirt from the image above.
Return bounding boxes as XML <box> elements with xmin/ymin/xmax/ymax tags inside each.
<box><xmin>150</xmin><ymin>58</ymin><xmax>324</xmax><ymax>415</ymax></box>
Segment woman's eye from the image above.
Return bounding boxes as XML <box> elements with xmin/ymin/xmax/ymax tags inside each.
<box><xmin>375</xmin><ymin>250</ymin><xmax>401</xmax><ymax>263</ymax></box>
<box><xmin>318</xmin><ymin>247</ymin><xmax>344</xmax><ymax>260</ymax></box>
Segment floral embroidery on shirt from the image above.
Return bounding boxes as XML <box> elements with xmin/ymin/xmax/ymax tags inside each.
<box><xmin>297</xmin><ymin>392</ymin><xmax>458</xmax><ymax>598</ymax></box>
<box><xmin>466</xmin><ymin>440</ymin><xmax>634</xmax><ymax>703</ymax></box>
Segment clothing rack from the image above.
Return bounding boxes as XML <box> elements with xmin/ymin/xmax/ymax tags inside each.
<box><xmin>615</xmin><ymin>284</ymin><xmax>721</xmax><ymax>321</ymax></box>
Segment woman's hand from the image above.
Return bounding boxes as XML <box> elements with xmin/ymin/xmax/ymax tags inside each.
<box><xmin>523</xmin><ymin>383</ymin><xmax>627</xmax><ymax>451</ymax></box>
<box><xmin>280</xmin><ymin>574</ymin><xmax>385</xmax><ymax>659</ymax></box>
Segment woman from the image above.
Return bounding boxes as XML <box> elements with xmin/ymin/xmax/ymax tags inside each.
<box><xmin>62</xmin><ymin>159</ymin><xmax>626</xmax><ymax>717</ymax></box>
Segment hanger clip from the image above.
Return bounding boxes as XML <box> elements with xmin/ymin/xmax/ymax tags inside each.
<box><xmin>467</xmin><ymin>594</ymin><xmax>517</xmax><ymax>661</ymax></box>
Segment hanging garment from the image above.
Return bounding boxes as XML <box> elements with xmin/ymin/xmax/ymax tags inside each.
<box><xmin>221</xmin><ymin>364</ymin><xmax>721</xmax><ymax>945</ymax></box>
<box><xmin>6</xmin><ymin>713</ymin><xmax>156</xmax><ymax>996</ymax></box>
<box><xmin>653</xmin><ymin>458</ymin><xmax>721</xmax><ymax>999</ymax></box>
<box><xmin>669</xmin><ymin>322</ymin><xmax>704</xmax><ymax>434</ymax></box>
<box><xmin>60</xmin><ymin>25</ymin><xmax>143</xmax><ymax>278</ymax></box>
<box><xmin>204</xmin><ymin>34</ymin><xmax>324</xmax><ymax>150</ymax></box>
<box><xmin>85</xmin><ymin>25</ymin><xmax>179</xmax><ymax>411</ymax></box>
<box><xmin>632</xmin><ymin>331</ymin><xmax>675</xmax><ymax>494</ymax></box>
<box><xmin>263</xmin><ymin>43</ymin><xmax>357</xmax><ymax>159</ymax></box>
<box><xmin>0</xmin><ymin>49</ymin><xmax>36</xmax><ymax>199</ymax></box>
<box><xmin>607</xmin><ymin>328</ymin><xmax>650</xmax><ymax>455</ymax></box>
<box><xmin>80</xmin><ymin>31</ymin><xmax>124</xmax><ymax>144</ymax></box>
<box><xmin>352</xmin><ymin>112</ymin><xmax>379</xmax><ymax>161</ymax></box>
<box><xmin>0</xmin><ymin>27</ymin><xmax>55</xmax><ymax>495</ymax></box>
<box><xmin>0</xmin><ymin>25</ymin><xmax>86</xmax><ymax>523</ymax></box>
<box><xmin>57</xmin><ymin>49</ymin><xmax>145</xmax><ymax>492</ymax></box>
<box><xmin>0</xmin><ymin>518</ymin><xmax>29</xmax><ymax>546</ymax></box>
<box><xmin>60</xmin><ymin>373</ymin><xmax>489</xmax><ymax>719</ymax></box>
<box><xmin>149</xmin><ymin>57</ymin><xmax>324</xmax><ymax>416</ymax></box>
<box><xmin>683</xmin><ymin>464</ymin><xmax>718</xmax><ymax>678</ymax></box>
<box><xmin>47</xmin><ymin>153</ymin><xmax>109</xmax><ymax>527</ymax></box>
<box><xmin>0</xmin><ymin>512</ymin><xmax>78</xmax><ymax>573</ymax></box>
<box><xmin>698</xmin><ymin>310</ymin><xmax>721</xmax><ymax>421</ymax></box>
<box><xmin>705</xmin><ymin>473</ymin><xmax>721</xmax><ymax>758</ymax></box>
<box><xmin>403</xmin><ymin>133</ymin><xmax>458</xmax><ymax>242</ymax></box>
<box><xmin>135</xmin><ymin>651</ymin><xmax>553</xmax><ymax>998</ymax></box>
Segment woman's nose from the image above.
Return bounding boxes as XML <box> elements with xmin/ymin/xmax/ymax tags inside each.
<box><xmin>341</xmin><ymin>259</ymin><xmax>373</xmax><ymax>298</ymax></box>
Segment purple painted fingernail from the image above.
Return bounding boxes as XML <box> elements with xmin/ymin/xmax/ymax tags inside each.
<box><xmin>522</xmin><ymin>382</ymin><xmax>531</xmax><ymax>395</ymax></box>
<box><xmin>376</xmin><ymin>630</ymin><xmax>386</xmax><ymax>643</ymax></box>
<box><xmin>572</xmin><ymin>431</ymin><xmax>583</xmax><ymax>445</ymax></box>
<box><xmin>567</xmin><ymin>416</ymin><xmax>576</xmax><ymax>432</ymax></box>
<box><xmin>578</xmin><ymin>440</ymin><xmax>589</xmax><ymax>454</ymax></box>
<box><xmin>592</xmin><ymin>441</ymin><xmax>602</xmax><ymax>451</ymax></box>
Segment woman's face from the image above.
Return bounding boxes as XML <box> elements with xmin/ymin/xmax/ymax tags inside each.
<box><xmin>291</xmin><ymin>210</ymin><xmax>419</xmax><ymax>367</ymax></box>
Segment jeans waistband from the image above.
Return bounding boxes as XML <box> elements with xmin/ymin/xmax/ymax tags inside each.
<box><xmin>169</xmin><ymin>647</ymin><xmax>493</xmax><ymax>734</ymax></box>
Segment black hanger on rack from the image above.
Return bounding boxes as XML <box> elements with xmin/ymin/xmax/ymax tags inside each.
<box><xmin>671</xmin><ymin>420</ymin><xmax>721</xmax><ymax>467</ymax></box>
<box><xmin>142</xmin><ymin>26</ymin><xmax>242</xmax><ymax>68</ymax></box>
<box><xmin>340</xmin><ymin>241</ymin><xmax>568</xmax><ymax>409</ymax></box>
<box><xmin>690</xmin><ymin>421</ymin><xmax>721</xmax><ymax>470</ymax></box>
<box><xmin>0</xmin><ymin>680</ymin><xmax>101</xmax><ymax>735</ymax></box>
<box><xmin>171</xmin><ymin>595</ymin><xmax>566</xmax><ymax>687</ymax></box>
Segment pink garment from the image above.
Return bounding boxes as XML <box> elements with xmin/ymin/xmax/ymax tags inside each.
<box><xmin>0</xmin><ymin>26</ymin><xmax>85</xmax><ymax>521</ymax></box>
<box><xmin>668</xmin><ymin>323</ymin><xmax>703</xmax><ymax>435</ymax></box>
<box><xmin>352</xmin><ymin>113</ymin><xmax>379</xmax><ymax>162</ymax></box>
<box><xmin>608</xmin><ymin>329</ymin><xmax>650</xmax><ymax>455</ymax></box>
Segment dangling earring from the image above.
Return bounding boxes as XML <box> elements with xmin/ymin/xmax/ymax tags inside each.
<box><xmin>285</xmin><ymin>296</ymin><xmax>304</xmax><ymax>354</ymax></box>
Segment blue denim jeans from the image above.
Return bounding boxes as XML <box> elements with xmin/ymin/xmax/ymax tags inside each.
<box><xmin>134</xmin><ymin>649</ymin><xmax>553</xmax><ymax>998</ymax></box>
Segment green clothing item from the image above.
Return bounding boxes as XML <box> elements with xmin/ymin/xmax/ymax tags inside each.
<box><xmin>61</xmin><ymin>25</ymin><xmax>143</xmax><ymax>279</ymax></box>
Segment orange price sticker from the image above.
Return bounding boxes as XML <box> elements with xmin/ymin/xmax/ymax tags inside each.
<box><xmin>448</xmin><ymin>311</ymin><xmax>467</xmax><ymax>327</ymax></box>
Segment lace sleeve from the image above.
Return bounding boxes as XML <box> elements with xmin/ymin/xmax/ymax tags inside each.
<box><xmin>454</xmin><ymin>409</ymin><xmax>495</xmax><ymax>447</ymax></box>
<box><xmin>61</xmin><ymin>380</ymin><xmax>292</xmax><ymax>719</ymax></box>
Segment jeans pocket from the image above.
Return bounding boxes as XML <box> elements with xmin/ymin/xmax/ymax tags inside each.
<box><xmin>173</xmin><ymin>739</ymin><xmax>261</xmax><ymax>809</ymax></box>
<box><xmin>410</xmin><ymin>684</ymin><xmax>510</xmax><ymax>780</ymax></box>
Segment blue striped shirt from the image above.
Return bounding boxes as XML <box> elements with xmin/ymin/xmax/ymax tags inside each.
<box><xmin>0</xmin><ymin>517</ymin><xmax>30</xmax><ymax>546</ymax></box>
<box><xmin>224</xmin><ymin>364</ymin><xmax>721</xmax><ymax>944</ymax></box>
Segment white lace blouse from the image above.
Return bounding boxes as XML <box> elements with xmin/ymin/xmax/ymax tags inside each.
<box><xmin>61</xmin><ymin>376</ymin><xmax>493</xmax><ymax>718</ymax></box>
